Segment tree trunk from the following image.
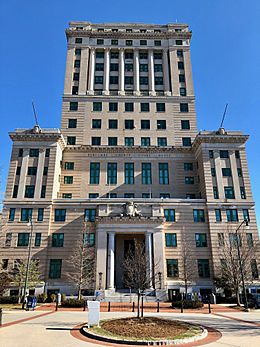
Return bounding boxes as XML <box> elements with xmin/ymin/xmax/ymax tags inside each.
<box><xmin>18</xmin><ymin>285</ymin><xmax>22</xmax><ymax>304</ymax></box>
<box><xmin>184</xmin><ymin>278</ymin><xmax>188</xmax><ymax>300</ymax></box>
<box><xmin>236</xmin><ymin>288</ymin><xmax>241</xmax><ymax>306</ymax></box>
<box><xmin>137</xmin><ymin>292</ymin><xmax>140</xmax><ymax>318</ymax></box>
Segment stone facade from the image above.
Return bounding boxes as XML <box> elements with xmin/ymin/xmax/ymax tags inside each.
<box><xmin>0</xmin><ymin>22</ymin><xmax>259</xmax><ymax>298</ymax></box>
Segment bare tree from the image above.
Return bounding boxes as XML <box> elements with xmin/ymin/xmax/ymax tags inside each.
<box><xmin>214</xmin><ymin>226</ymin><xmax>259</xmax><ymax>306</ymax></box>
<box><xmin>0</xmin><ymin>270</ymin><xmax>12</xmax><ymax>296</ymax></box>
<box><xmin>66</xmin><ymin>224</ymin><xmax>95</xmax><ymax>299</ymax></box>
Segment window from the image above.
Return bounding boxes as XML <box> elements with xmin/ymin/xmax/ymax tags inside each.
<box><xmin>176</xmin><ymin>39</ymin><xmax>183</xmax><ymax>45</ymax></box>
<box><xmin>16</xmin><ymin>167</ymin><xmax>21</xmax><ymax>175</ymax></box>
<box><xmin>177</xmin><ymin>50</ymin><xmax>183</xmax><ymax>57</ymax></box>
<box><xmin>54</xmin><ymin>209</ymin><xmax>66</xmax><ymax>222</ymax></box>
<box><xmin>35</xmin><ymin>233</ymin><xmax>41</xmax><ymax>247</ymax></box>
<box><xmin>75</xmin><ymin>37</ymin><xmax>82</xmax><ymax>43</ymax></box>
<box><xmin>126</xmin><ymin>40</ymin><xmax>133</xmax><ymax>46</ymax></box>
<box><xmin>110</xmin><ymin>51</ymin><xmax>118</xmax><ymax>59</ymax></box>
<box><xmin>235</xmin><ymin>150</ymin><xmax>240</xmax><ymax>159</ymax></box>
<box><xmin>110</xmin><ymin>76</ymin><xmax>118</xmax><ymax>84</ymax></box>
<box><xmin>45</xmin><ymin>148</ymin><xmax>50</xmax><ymax>157</ymax></box>
<box><xmin>224</xmin><ymin>186</ymin><xmax>235</xmax><ymax>199</ymax></box>
<box><xmin>240</xmin><ymin>187</ymin><xmax>246</xmax><ymax>199</ymax></box>
<box><xmin>142</xmin><ymin>163</ymin><xmax>152</xmax><ymax>184</ymax></box>
<box><xmin>142</xmin><ymin>193</ymin><xmax>151</xmax><ymax>198</ymax></box>
<box><xmin>18</xmin><ymin>148</ymin><xmax>23</xmax><ymax>157</ymax></box>
<box><xmin>12</xmin><ymin>185</ymin><xmax>18</xmax><ymax>198</ymax></box>
<box><xmin>139</xmin><ymin>52</ymin><xmax>148</xmax><ymax>59</ymax></box>
<box><xmin>247</xmin><ymin>233</ymin><xmax>253</xmax><ymax>247</ymax></box>
<box><xmin>182</xmin><ymin>137</ymin><xmax>191</xmax><ymax>147</ymax></box>
<box><xmin>180</xmin><ymin>87</ymin><xmax>186</xmax><ymax>96</ymax></box>
<box><xmin>154</xmin><ymin>40</ymin><xmax>161</xmax><ymax>46</ymax></box>
<box><xmin>93</xmin><ymin>102</ymin><xmax>102</xmax><ymax>111</ymax></box>
<box><xmin>107</xmin><ymin>163</ymin><xmax>117</xmax><ymax>184</ymax></box>
<box><xmin>155</xmin><ymin>77</ymin><xmax>163</xmax><ymax>85</ymax></box>
<box><xmin>140</xmin><ymin>40</ymin><xmax>147</xmax><ymax>46</ymax></box>
<box><xmin>52</xmin><ymin>233</ymin><xmax>64</xmax><ymax>247</ymax></box>
<box><xmin>49</xmin><ymin>259</ymin><xmax>62</xmax><ymax>279</ymax></box>
<box><xmin>154</xmin><ymin>52</ymin><xmax>162</xmax><ymax>59</ymax></box>
<box><xmin>141</xmin><ymin>120</ymin><xmax>150</xmax><ymax>129</ymax></box>
<box><xmin>211</xmin><ymin>168</ymin><xmax>216</xmax><ymax>177</ymax></box>
<box><xmin>198</xmin><ymin>259</ymin><xmax>210</xmax><ymax>277</ymax></box>
<box><xmin>91</xmin><ymin>119</ymin><xmax>102</xmax><ymax>129</ymax></box>
<box><xmin>125</xmin><ymin>163</ymin><xmax>134</xmax><ymax>184</ymax></box>
<box><xmin>220</xmin><ymin>150</ymin><xmax>229</xmax><ymax>158</ymax></box>
<box><xmin>243</xmin><ymin>209</ymin><xmax>250</xmax><ymax>222</ymax></box>
<box><xmin>9</xmin><ymin>208</ymin><xmax>16</xmax><ymax>221</ymax></box>
<box><xmin>125</xmin><ymin>137</ymin><xmax>134</xmax><ymax>146</ymax></box>
<box><xmin>68</xmin><ymin>119</ymin><xmax>77</xmax><ymax>128</ymax></box>
<box><xmin>160</xmin><ymin>193</ymin><xmax>170</xmax><ymax>198</ymax></box>
<box><xmin>157</xmin><ymin>137</ymin><xmax>167</xmax><ymax>147</ymax></box>
<box><xmin>97</xmin><ymin>39</ymin><xmax>104</xmax><ymax>45</ymax></box>
<box><xmin>218</xmin><ymin>233</ymin><xmax>224</xmax><ymax>246</ymax></box>
<box><xmin>74</xmin><ymin>59</ymin><xmax>80</xmax><ymax>68</ymax></box>
<box><xmin>67</xmin><ymin>136</ymin><xmax>76</xmax><ymax>145</ymax></box>
<box><xmin>215</xmin><ymin>209</ymin><xmax>222</xmax><ymax>222</ymax></box>
<box><xmin>159</xmin><ymin>163</ymin><xmax>169</xmax><ymax>184</ymax></box>
<box><xmin>166</xmin><ymin>259</ymin><xmax>179</xmax><ymax>277</ymax></box>
<box><xmin>90</xmin><ymin>163</ymin><xmax>100</xmax><ymax>184</ymax></box>
<box><xmin>141</xmin><ymin>103</ymin><xmax>150</xmax><ymax>112</ymax></box>
<box><xmin>125</xmin><ymin>52</ymin><xmax>133</xmax><ymax>59</ymax></box>
<box><xmin>73</xmin><ymin>73</ymin><xmax>79</xmax><ymax>81</ymax></box>
<box><xmin>110</xmin><ymin>63</ymin><xmax>118</xmax><ymax>71</ymax></box>
<box><xmin>85</xmin><ymin>209</ymin><xmax>96</xmax><ymax>222</ymax></box>
<box><xmin>95</xmin><ymin>63</ymin><xmax>104</xmax><ymax>71</ymax></box>
<box><xmin>125</xmin><ymin>76</ymin><xmax>133</xmax><ymax>85</ymax></box>
<box><xmin>156</xmin><ymin>103</ymin><xmax>165</xmax><ymax>113</ymax></box>
<box><xmin>193</xmin><ymin>209</ymin><xmax>205</xmax><ymax>222</ymax></box>
<box><xmin>222</xmin><ymin>168</ymin><xmax>232</xmax><ymax>176</ymax></box>
<box><xmin>237</xmin><ymin>168</ymin><xmax>242</xmax><ymax>177</ymax></box>
<box><xmin>125</xmin><ymin>102</ymin><xmax>134</xmax><ymax>112</ymax></box>
<box><xmin>251</xmin><ymin>260</ymin><xmax>259</xmax><ymax>279</ymax></box>
<box><xmin>180</xmin><ymin>103</ymin><xmax>189</xmax><ymax>112</ymax></box>
<box><xmin>75</xmin><ymin>48</ymin><xmax>81</xmax><ymax>55</ymax></box>
<box><xmin>209</xmin><ymin>150</ymin><xmax>214</xmax><ymax>159</ymax></box>
<box><xmin>140</xmin><ymin>64</ymin><xmax>148</xmax><ymax>72</ymax></box>
<box><xmin>64</xmin><ymin>162</ymin><xmax>74</xmax><ymax>170</ymax></box>
<box><xmin>37</xmin><ymin>208</ymin><xmax>44</xmax><ymax>222</ymax></box>
<box><xmin>213</xmin><ymin>186</ymin><xmax>219</xmax><ymax>199</ymax></box>
<box><xmin>17</xmin><ymin>233</ymin><xmax>29</xmax><ymax>247</ymax></box>
<box><xmin>157</xmin><ymin>120</ymin><xmax>166</xmax><ymax>130</ymax></box>
<box><xmin>164</xmin><ymin>209</ymin><xmax>175</xmax><ymax>222</ymax></box>
<box><xmin>43</xmin><ymin>167</ymin><xmax>48</xmax><ymax>176</ymax></box>
<box><xmin>181</xmin><ymin>120</ymin><xmax>190</xmax><ymax>130</ymax></box>
<box><xmin>62</xmin><ymin>193</ymin><xmax>72</xmax><ymax>198</ymax></box>
<box><xmin>109</xmin><ymin>119</ymin><xmax>118</xmax><ymax>129</ymax></box>
<box><xmin>2</xmin><ymin>259</ymin><xmax>8</xmax><ymax>270</ymax></box>
<box><xmin>140</xmin><ymin>76</ymin><xmax>148</xmax><ymax>85</ymax></box>
<box><xmin>179</xmin><ymin>74</ymin><xmax>185</xmax><ymax>83</ymax></box>
<box><xmin>124</xmin><ymin>193</ymin><xmax>135</xmax><ymax>198</ymax></box>
<box><xmin>184</xmin><ymin>163</ymin><xmax>193</xmax><ymax>171</ymax></box>
<box><xmin>109</xmin><ymin>102</ymin><xmax>118</xmax><ymax>112</ymax></box>
<box><xmin>125</xmin><ymin>63</ymin><xmax>133</xmax><ymax>71</ymax></box>
<box><xmin>229</xmin><ymin>234</ymin><xmax>241</xmax><ymax>247</ymax></box>
<box><xmin>95</xmin><ymin>76</ymin><xmax>103</xmax><ymax>84</ymax></box>
<box><xmin>29</xmin><ymin>149</ymin><xmax>39</xmax><ymax>157</ymax></box>
<box><xmin>108</xmin><ymin>137</ymin><xmax>118</xmax><ymax>146</ymax></box>
<box><xmin>124</xmin><ymin>120</ymin><xmax>134</xmax><ymax>130</ymax></box>
<box><xmin>89</xmin><ymin>193</ymin><xmax>99</xmax><ymax>199</ymax></box>
<box><xmin>195</xmin><ymin>233</ymin><xmax>207</xmax><ymax>247</ymax></box>
<box><xmin>84</xmin><ymin>233</ymin><xmax>95</xmax><ymax>246</ymax></box>
<box><xmin>165</xmin><ymin>233</ymin><xmax>177</xmax><ymax>247</ymax></box>
<box><xmin>92</xmin><ymin>137</ymin><xmax>101</xmax><ymax>145</ymax></box>
<box><xmin>154</xmin><ymin>64</ymin><xmax>163</xmax><ymax>72</ymax></box>
<box><xmin>111</xmin><ymin>39</ymin><xmax>118</xmax><ymax>45</ymax></box>
<box><xmin>40</xmin><ymin>185</ymin><xmax>46</xmax><ymax>198</ymax></box>
<box><xmin>141</xmin><ymin>137</ymin><xmax>150</xmax><ymax>146</ymax></box>
<box><xmin>185</xmin><ymin>177</ymin><xmax>194</xmax><ymax>185</ymax></box>
<box><xmin>178</xmin><ymin>61</ymin><xmax>184</xmax><ymax>70</ymax></box>
<box><xmin>64</xmin><ymin>176</ymin><xmax>73</xmax><ymax>184</ymax></box>
<box><xmin>25</xmin><ymin>185</ymin><xmax>35</xmax><ymax>198</ymax></box>
<box><xmin>27</xmin><ymin>167</ymin><xmax>37</xmax><ymax>175</ymax></box>
<box><xmin>186</xmin><ymin>193</ymin><xmax>196</xmax><ymax>199</ymax></box>
<box><xmin>226</xmin><ymin>209</ymin><xmax>238</xmax><ymax>222</ymax></box>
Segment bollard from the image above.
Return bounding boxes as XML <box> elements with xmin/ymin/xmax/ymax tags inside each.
<box><xmin>181</xmin><ymin>294</ymin><xmax>184</xmax><ymax>313</ymax></box>
<box><xmin>208</xmin><ymin>296</ymin><xmax>211</xmax><ymax>314</ymax></box>
<box><xmin>157</xmin><ymin>301</ymin><xmax>160</xmax><ymax>313</ymax></box>
<box><xmin>108</xmin><ymin>301</ymin><xmax>111</xmax><ymax>312</ymax></box>
<box><xmin>132</xmin><ymin>302</ymin><xmax>135</xmax><ymax>312</ymax></box>
<box><xmin>141</xmin><ymin>296</ymin><xmax>144</xmax><ymax>317</ymax></box>
<box><xmin>0</xmin><ymin>308</ymin><xmax>3</xmax><ymax>327</ymax></box>
<box><xmin>83</xmin><ymin>300</ymin><xmax>86</xmax><ymax>311</ymax></box>
<box><xmin>55</xmin><ymin>298</ymin><xmax>58</xmax><ymax>311</ymax></box>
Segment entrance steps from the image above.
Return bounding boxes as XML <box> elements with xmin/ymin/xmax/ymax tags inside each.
<box><xmin>103</xmin><ymin>289</ymin><xmax>167</xmax><ymax>302</ymax></box>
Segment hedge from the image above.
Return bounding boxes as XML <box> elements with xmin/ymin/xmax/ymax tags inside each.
<box><xmin>172</xmin><ymin>300</ymin><xmax>204</xmax><ymax>309</ymax></box>
<box><xmin>0</xmin><ymin>296</ymin><xmax>19</xmax><ymax>304</ymax></box>
<box><xmin>61</xmin><ymin>298</ymin><xmax>85</xmax><ymax>307</ymax></box>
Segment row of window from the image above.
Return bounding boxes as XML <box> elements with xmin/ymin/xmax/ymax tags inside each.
<box><xmin>62</xmin><ymin>192</ymin><xmax>197</xmax><ymax>199</ymax></box>
<box><xmin>16</xmin><ymin>166</ymin><xmax>48</xmax><ymax>176</ymax></box>
<box><xmin>12</xmin><ymin>185</ymin><xmax>46</xmax><ymax>199</ymax></box>
<box><xmin>209</xmin><ymin>150</ymin><xmax>240</xmax><ymax>159</ymax></box>
<box><xmin>69</xmin><ymin>102</ymin><xmax>189</xmax><ymax>113</ymax></box>
<box><xmin>211</xmin><ymin>167</ymin><xmax>243</xmax><ymax>178</ymax></box>
<box><xmin>212</xmin><ymin>186</ymin><xmax>246</xmax><ymax>200</ymax></box>
<box><xmin>17</xmin><ymin>148</ymin><xmax>50</xmax><ymax>158</ymax></box>
<box><xmin>91</xmin><ymin>39</ymin><xmax>183</xmax><ymax>47</ymax></box>
<box><xmin>93</xmin><ymin>62</ymin><xmax>168</xmax><ymax>73</ymax></box>
<box><xmin>66</xmin><ymin>135</ymin><xmax>192</xmax><ymax>147</ymax></box>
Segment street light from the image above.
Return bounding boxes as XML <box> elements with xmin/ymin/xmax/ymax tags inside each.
<box><xmin>22</xmin><ymin>217</ymin><xmax>33</xmax><ymax>309</ymax></box>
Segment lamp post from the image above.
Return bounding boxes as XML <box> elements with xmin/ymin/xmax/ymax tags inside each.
<box><xmin>235</xmin><ymin>219</ymin><xmax>250</xmax><ymax>312</ymax></box>
<box><xmin>22</xmin><ymin>217</ymin><xmax>33</xmax><ymax>309</ymax></box>
<box><xmin>158</xmin><ymin>272</ymin><xmax>162</xmax><ymax>290</ymax></box>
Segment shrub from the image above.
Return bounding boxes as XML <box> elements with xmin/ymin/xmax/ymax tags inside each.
<box><xmin>61</xmin><ymin>294</ymin><xmax>66</xmax><ymax>303</ymax></box>
<box><xmin>37</xmin><ymin>293</ymin><xmax>48</xmax><ymax>303</ymax></box>
<box><xmin>50</xmin><ymin>294</ymin><xmax>56</xmax><ymax>302</ymax></box>
<box><xmin>61</xmin><ymin>298</ymin><xmax>85</xmax><ymax>307</ymax></box>
<box><xmin>172</xmin><ymin>300</ymin><xmax>204</xmax><ymax>309</ymax></box>
<box><xmin>0</xmin><ymin>296</ymin><xmax>19</xmax><ymax>304</ymax></box>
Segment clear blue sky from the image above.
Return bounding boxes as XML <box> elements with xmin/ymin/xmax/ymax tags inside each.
<box><xmin>0</xmin><ymin>0</ymin><xmax>259</xmax><ymax>226</ymax></box>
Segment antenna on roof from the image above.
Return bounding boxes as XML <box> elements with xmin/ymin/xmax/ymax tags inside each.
<box><xmin>220</xmin><ymin>103</ymin><xmax>228</xmax><ymax>128</ymax></box>
<box><xmin>31</xmin><ymin>101</ymin><xmax>41</xmax><ymax>133</ymax></box>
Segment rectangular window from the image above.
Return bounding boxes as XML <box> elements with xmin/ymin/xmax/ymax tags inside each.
<box><xmin>35</xmin><ymin>233</ymin><xmax>41</xmax><ymax>247</ymax></box>
<box><xmin>90</xmin><ymin>162</ymin><xmax>100</xmax><ymax>184</ymax></box>
<box><xmin>29</xmin><ymin>149</ymin><xmax>39</xmax><ymax>157</ymax></box>
<box><xmin>218</xmin><ymin>233</ymin><xmax>224</xmax><ymax>246</ymax></box>
<box><xmin>107</xmin><ymin>163</ymin><xmax>117</xmax><ymax>184</ymax></box>
<box><xmin>45</xmin><ymin>148</ymin><xmax>50</xmax><ymax>157</ymax></box>
<box><xmin>43</xmin><ymin>167</ymin><xmax>48</xmax><ymax>176</ymax></box>
<box><xmin>125</xmin><ymin>102</ymin><xmax>134</xmax><ymax>112</ymax></box>
<box><xmin>109</xmin><ymin>102</ymin><xmax>118</xmax><ymax>112</ymax></box>
<box><xmin>226</xmin><ymin>209</ymin><xmax>238</xmax><ymax>222</ymax></box>
<box><xmin>156</xmin><ymin>103</ymin><xmax>165</xmax><ymax>112</ymax></box>
<box><xmin>141</xmin><ymin>103</ymin><xmax>150</xmax><ymax>112</ymax></box>
<box><xmin>49</xmin><ymin>259</ymin><xmax>62</xmax><ymax>279</ymax></box>
<box><xmin>74</xmin><ymin>59</ymin><xmax>80</xmax><ymax>68</ymax></box>
<box><xmin>155</xmin><ymin>77</ymin><xmax>163</xmax><ymax>85</ymax></box>
<box><xmin>180</xmin><ymin>103</ymin><xmax>189</xmax><ymax>112</ymax></box>
<box><xmin>108</xmin><ymin>137</ymin><xmax>118</xmax><ymax>146</ymax></box>
<box><xmin>109</xmin><ymin>120</ymin><xmax>119</xmax><ymax>130</ymax></box>
<box><xmin>75</xmin><ymin>48</ymin><xmax>81</xmax><ymax>55</ymax></box>
<box><xmin>125</xmin><ymin>119</ymin><xmax>134</xmax><ymax>129</ymax></box>
<box><xmin>12</xmin><ymin>185</ymin><xmax>18</xmax><ymax>198</ymax></box>
<box><xmin>93</xmin><ymin>102</ymin><xmax>102</xmax><ymax>111</ymax></box>
<box><xmin>222</xmin><ymin>168</ymin><xmax>232</xmax><ymax>176</ymax></box>
<box><xmin>18</xmin><ymin>148</ymin><xmax>23</xmax><ymax>157</ymax></box>
<box><xmin>242</xmin><ymin>209</ymin><xmax>250</xmax><ymax>222</ymax></box>
<box><xmin>195</xmin><ymin>233</ymin><xmax>207</xmax><ymax>247</ymax></box>
<box><xmin>40</xmin><ymin>185</ymin><xmax>46</xmax><ymax>198</ymax></box>
<box><xmin>21</xmin><ymin>208</ymin><xmax>33</xmax><ymax>222</ymax></box>
<box><xmin>27</xmin><ymin>166</ymin><xmax>37</xmax><ymax>175</ymax></box>
<box><xmin>185</xmin><ymin>177</ymin><xmax>194</xmax><ymax>184</ymax></box>
<box><xmin>193</xmin><ymin>209</ymin><xmax>205</xmax><ymax>222</ymax></box>
<box><xmin>125</xmin><ymin>52</ymin><xmax>133</xmax><ymax>59</ymax></box>
<box><xmin>154</xmin><ymin>52</ymin><xmax>162</xmax><ymax>59</ymax></box>
<box><xmin>89</xmin><ymin>193</ymin><xmax>99</xmax><ymax>199</ymax></box>
<box><xmin>17</xmin><ymin>233</ymin><xmax>30</xmax><ymax>247</ymax></box>
<box><xmin>139</xmin><ymin>52</ymin><xmax>148</xmax><ymax>59</ymax></box>
<box><xmin>140</xmin><ymin>64</ymin><xmax>148</xmax><ymax>72</ymax></box>
<box><xmin>176</xmin><ymin>39</ymin><xmax>183</xmax><ymax>45</ymax></box>
<box><xmin>198</xmin><ymin>259</ymin><xmax>210</xmax><ymax>278</ymax></box>
<box><xmin>160</xmin><ymin>193</ymin><xmax>170</xmax><ymax>198</ymax></box>
<box><xmin>164</xmin><ymin>209</ymin><xmax>175</xmax><ymax>222</ymax></box>
<box><xmin>110</xmin><ymin>63</ymin><xmax>119</xmax><ymax>71</ymax></box>
<box><xmin>154</xmin><ymin>40</ymin><xmax>161</xmax><ymax>46</ymax></box>
<box><xmin>64</xmin><ymin>162</ymin><xmax>74</xmax><ymax>170</ymax></box>
<box><xmin>166</xmin><ymin>259</ymin><xmax>179</xmax><ymax>277</ymax></box>
<box><xmin>95</xmin><ymin>76</ymin><xmax>103</xmax><ymax>84</ymax></box>
<box><xmin>126</xmin><ymin>40</ymin><xmax>133</xmax><ymax>46</ymax></box>
<box><xmin>220</xmin><ymin>150</ymin><xmax>229</xmax><ymax>158</ymax></box>
<box><xmin>67</xmin><ymin>136</ymin><xmax>76</xmax><ymax>145</ymax></box>
<box><xmin>142</xmin><ymin>193</ymin><xmax>151</xmax><ymax>198</ymax></box>
<box><xmin>64</xmin><ymin>176</ymin><xmax>73</xmax><ymax>184</ymax></box>
<box><xmin>84</xmin><ymin>233</ymin><xmax>95</xmax><ymax>246</ymax></box>
<box><xmin>215</xmin><ymin>209</ymin><xmax>222</xmax><ymax>222</ymax></box>
<box><xmin>52</xmin><ymin>233</ymin><xmax>64</xmax><ymax>247</ymax></box>
<box><xmin>178</xmin><ymin>61</ymin><xmax>184</xmax><ymax>70</ymax></box>
<box><xmin>111</xmin><ymin>39</ymin><xmax>118</xmax><ymax>45</ymax></box>
<box><xmin>235</xmin><ymin>150</ymin><xmax>240</xmax><ymax>159</ymax></box>
<box><xmin>124</xmin><ymin>163</ymin><xmax>134</xmax><ymax>184</ymax></box>
<box><xmin>165</xmin><ymin>233</ymin><xmax>177</xmax><ymax>247</ymax></box>
<box><xmin>159</xmin><ymin>163</ymin><xmax>169</xmax><ymax>184</ymax></box>
<box><xmin>224</xmin><ymin>186</ymin><xmax>235</xmax><ymax>199</ymax></box>
<box><xmin>240</xmin><ymin>186</ymin><xmax>246</xmax><ymax>199</ymax></box>
<box><xmin>125</xmin><ymin>63</ymin><xmax>133</xmax><ymax>71</ymax></box>
<box><xmin>75</xmin><ymin>37</ymin><xmax>82</xmax><ymax>43</ymax></box>
<box><xmin>125</xmin><ymin>137</ymin><xmax>134</xmax><ymax>146</ymax></box>
<box><xmin>68</xmin><ymin>119</ymin><xmax>77</xmax><ymax>128</ymax></box>
<box><xmin>9</xmin><ymin>208</ymin><xmax>16</xmax><ymax>221</ymax></box>
<box><xmin>247</xmin><ymin>233</ymin><xmax>253</xmax><ymax>247</ymax></box>
<box><xmin>16</xmin><ymin>167</ymin><xmax>21</xmax><ymax>176</ymax></box>
<box><xmin>54</xmin><ymin>209</ymin><xmax>66</xmax><ymax>222</ymax></box>
<box><xmin>229</xmin><ymin>234</ymin><xmax>241</xmax><ymax>247</ymax></box>
<box><xmin>141</xmin><ymin>120</ymin><xmax>150</xmax><ymax>129</ymax></box>
<box><xmin>157</xmin><ymin>137</ymin><xmax>167</xmax><ymax>147</ymax></box>
<box><xmin>237</xmin><ymin>168</ymin><xmax>242</xmax><ymax>177</ymax></box>
<box><xmin>211</xmin><ymin>168</ymin><xmax>216</xmax><ymax>177</ymax></box>
<box><xmin>110</xmin><ymin>76</ymin><xmax>118</xmax><ymax>84</ymax></box>
<box><xmin>37</xmin><ymin>208</ymin><xmax>44</xmax><ymax>222</ymax></box>
<box><xmin>97</xmin><ymin>39</ymin><xmax>104</xmax><ymax>45</ymax></box>
<box><xmin>181</xmin><ymin>120</ymin><xmax>190</xmax><ymax>130</ymax></box>
<box><xmin>251</xmin><ymin>260</ymin><xmax>259</xmax><ymax>279</ymax></box>
<box><xmin>73</xmin><ymin>72</ymin><xmax>80</xmax><ymax>81</ymax></box>
<box><xmin>180</xmin><ymin>87</ymin><xmax>186</xmax><ymax>96</ymax></box>
<box><xmin>5</xmin><ymin>233</ymin><xmax>12</xmax><ymax>247</ymax></box>
<box><xmin>177</xmin><ymin>50</ymin><xmax>183</xmax><ymax>57</ymax></box>
<box><xmin>124</xmin><ymin>193</ymin><xmax>135</xmax><ymax>198</ymax></box>
<box><xmin>213</xmin><ymin>186</ymin><xmax>219</xmax><ymax>199</ymax></box>
<box><xmin>182</xmin><ymin>137</ymin><xmax>191</xmax><ymax>147</ymax></box>
<box><xmin>179</xmin><ymin>74</ymin><xmax>186</xmax><ymax>83</ymax></box>
<box><xmin>85</xmin><ymin>209</ymin><xmax>96</xmax><ymax>222</ymax></box>
<box><xmin>154</xmin><ymin>64</ymin><xmax>163</xmax><ymax>72</ymax></box>
<box><xmin>96</xmin><ymin>51</ymin><xmax>104</xmax><ymax>59</ymax></box>
<box><xmin>140</xmin><ymin>40</ymin><xmax>147</xmax><ymax>46</ymax></box>
<box><xmin>140</xmin><ymin>76</ymin><xmax>148</xmax><ymax>85</ymax></box>
<box><xmin>184</xmin><ymin>163</ymin><xmax>193</xmax><ymax>171</ymax></box>
<box><xmin>125</xmin><ymin>76</ymin><xmax>133</xmax><ymax>85</ymax></box>
<box><xmin>141</xmin><ymin>137</ymin><xmax>150</xmax><ymax>147</ymax></box>
<box><xmin>157</xmin><ymin>120</ymin><xmax>166</xmax><ymax>130</ymax></box>
<box><xmin>62</xmin><ymin>193</ymin><xmax>72</xmax><ymax>198</ymax></box>
<box><xmin>209</xmin><ymin>150</ymin><xmax>214</xmax><ymax>158</ymax></box>
<box><xmin>91</xmin><ymin>137</ymin><xmax>101</xmax><ymax>145</ymax></box>
<box><xmin>142</xmin><ymin>163</ymin><xmax>152</xmax><ymax>184</ymax></box>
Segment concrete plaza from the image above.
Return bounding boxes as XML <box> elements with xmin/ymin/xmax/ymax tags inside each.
<box><xmin>0</xmin><ymin>309</ymin><xmax>259</xmax><ymax>347</ymax></box>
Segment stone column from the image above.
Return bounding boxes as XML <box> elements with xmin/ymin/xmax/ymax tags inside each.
<box><xmin>103</xmin><ymin>48</ymin><xmax>110</xmax><ymax>95</ymax></box>
<box><xmin>107</xmin><ymin>232</ymin><xmax>115</xmax><ymax>289</ymax></box>
<box><xmin>229</xmin><ymin>151</ymin><xmax>241</xmax><ymax>200</ymax></box>
<box><xmin>17</xmin><ymin>149</ymin><xmax>30</xmax><ymax>199</ymax></box>
<box><xmin>214</xmin><ymin>151</ymin><xmax>224</xmax><ymax>200</ymax></box>
<box><xmin>119</xmin><ymin>48</ymin><xmax>125</xmax><ymax>95</ymax></box>
<box><xmin>34</xmin><ymin>149</ymin><xmax>45</xmax><ymax>199</ymax></box>
<box><xmin>169</xmin><ymin>48</ymin><xmax>179</xmax><ymax>96</ymax></box>
<box><xmin>148</xmin><ymin>50</ymin><xmax>155</xmax><ymax>95</ymax></box>
<box><xmin>163</xmin><ymin>49</ymin><xmax>170</xmax><ymax>95</ymax></box>
<box><xmin>145</xmin><ymin>232</ymin><xmax>153</xmax><ymax>288</ymax></box>
<box><xmin>78</xmin><ymin>47</ymin><xmax>89</xmax><ymax>95</ymax></box>
<box><xmin>183</xmin><ymin>49</ymin><xmax>194</xmax><ymax>96</ymax></box>
<box><xmin>87</xmin><ymin>48</ymin><xmax>95</xmax><ymax>95</ymax></box>
<box><xmin>134</xmin><ymin>49</ymin><xmax>140</xmax><ymax>95</ymax></box>
<box><xmin>64</xmin><ymin>46</ymin><xmax>74</xmax><ymax>94</ymax></box>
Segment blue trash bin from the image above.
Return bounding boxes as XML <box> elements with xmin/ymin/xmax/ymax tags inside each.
<box><xmin>26</xmin><ymin>296</ymin><xmax>37</xmax><ymax>310</ymax></box>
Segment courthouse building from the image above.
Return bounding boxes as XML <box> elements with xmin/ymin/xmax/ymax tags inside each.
<box><xmin>1</xmin><ymin>22</ymin><xmax>259</xmax><ymax>298</ymax></box>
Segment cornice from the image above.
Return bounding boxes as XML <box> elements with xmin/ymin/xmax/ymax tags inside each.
<box><xmin>62</xmin><ymin>95</ymin><xmax>195</xmax><ymax>102</ymax></box>
<box><xmin>192</xmin><ymin>133</ymin><xmax>249</xmax><ymax>151</ymax></box>
<box><xmin>96</xmin><ymin>215</ymin><xmax>164</xmax><ymax>224</ymax></box>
